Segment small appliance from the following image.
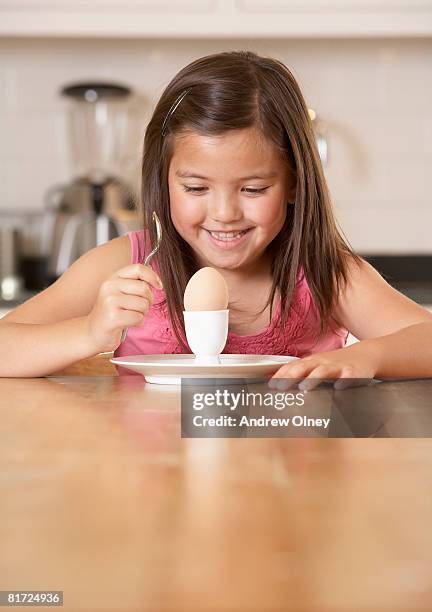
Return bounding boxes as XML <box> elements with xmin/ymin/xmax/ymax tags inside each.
<box><xmin>45</xmin><ymin>82</ymin><xmax>138</xmax><ymax>279</ymax></box>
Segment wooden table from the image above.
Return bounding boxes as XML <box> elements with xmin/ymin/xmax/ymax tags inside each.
<box><xmin>1</xmin><ymin>375</ymin><xmax>432</xmax><ymax>611</ymax></box>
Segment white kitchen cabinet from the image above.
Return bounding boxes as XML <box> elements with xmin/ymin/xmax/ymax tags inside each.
<box><xmin>0</xmin><ymin>0</ymin><xmax>431</xmax><ymax>38</ymax></box>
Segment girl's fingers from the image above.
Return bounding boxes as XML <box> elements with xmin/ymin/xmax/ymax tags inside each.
<box><xmin>298</xmin><ymin>364</ymin><xmax>342</xmax><ymax>391</ymax></box>
<box><xmin>333</xmin><ymin>378</ymin><xmax>354</xmax><ymax>391</ymax></box>
<box><xmin>269</xmin><ymin>360</ymin><xmax>346</xmax><ymax>391</ymax></box>
<box><xmin>333</xmin><ymin>368</ymin><xmax>370</xmax><ymax>390</ymax></box>
<box><xmin>117</xmin><ymin>264</ymin><xmax>163</xmax><ymax>291</ymax></box>
<box><xmin>117</xmin><ymin>278</ymin><xmax>154</xmax><ymax>301</ymax></box>
<box><xmin>111</xmin><ymin>293</ymin><xmax>151</xmax><ymax>315</ymax></box>
<box><xmin>275</xmin><ymin>359</ymin><xmax>315</xmax><ymax>378</ymax></box>
<box><xmin>269</xmin><ymin>359</ymin><xmax>317</xmax><ymax>390</ymax></box>
<box><xmin>268</xmin><ymin>356</ymin><xmax>371</xmax><ymax>393</ymax></box>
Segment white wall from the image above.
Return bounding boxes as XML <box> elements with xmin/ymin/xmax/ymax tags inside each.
<box><xmin>0</xmin><ymin>37</ymin><xmax>431</xmax><ymax>253</ymax></box>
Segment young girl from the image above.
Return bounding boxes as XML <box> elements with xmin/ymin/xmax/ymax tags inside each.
<box><xmin>1</xmin><ymin>50</ymin><xmax>431</xmax><ymax>387</ymax></box>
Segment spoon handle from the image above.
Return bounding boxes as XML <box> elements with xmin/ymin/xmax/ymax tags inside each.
<box><xmin>120</xmin><ymin>212</ymin><xmax>162</xmax><ymax>345</ymax></box>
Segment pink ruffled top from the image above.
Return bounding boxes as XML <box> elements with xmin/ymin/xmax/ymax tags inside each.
<box><xmin>113</xmin><ymin>230</ymin><xmax>348</xmax><ymax>371</ymax></box>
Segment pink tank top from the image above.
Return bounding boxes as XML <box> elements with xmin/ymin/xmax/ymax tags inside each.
<box><xmin>113</xmin><ymin>230</ymin><xmax>348</xmax><ymax>371</ymax></box>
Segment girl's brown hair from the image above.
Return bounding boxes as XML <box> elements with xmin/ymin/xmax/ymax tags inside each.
<box><xmin>140</xmin><ymin>50</ymin><xmax>362</xmax><ymax>351</ymax></box>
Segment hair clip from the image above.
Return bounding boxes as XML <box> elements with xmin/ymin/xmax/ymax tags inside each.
<box><xmin>161</xmin><ymin>88</ymin><xmax>192</xmax><ymax>137</ymax></box>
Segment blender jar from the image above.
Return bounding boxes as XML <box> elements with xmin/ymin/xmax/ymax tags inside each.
<box><xmin>61</xmin><ymin>82</ymin><xmax>133</xmax><ymax>183</ymax></box>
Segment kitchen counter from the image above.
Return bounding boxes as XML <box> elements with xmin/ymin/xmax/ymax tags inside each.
<box><xmin>1</xmin><ymin>374</ymin><xmax>432</xmax><ymax>611</ymax></box>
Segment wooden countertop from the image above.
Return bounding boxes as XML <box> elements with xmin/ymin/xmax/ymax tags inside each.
<box><xmin>1</xmin><ymin>375</ymin><xmax>432</xmax><ymax>611</ymax></box>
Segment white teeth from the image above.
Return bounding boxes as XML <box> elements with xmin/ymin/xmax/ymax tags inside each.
<box><xmin>209</xmin><ymin>230</ymin><xmax>247</xmax><ymax>241</ymax></box>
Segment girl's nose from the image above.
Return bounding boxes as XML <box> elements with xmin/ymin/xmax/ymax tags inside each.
<box><xmin>208</xmin><ymin>194</ymin><xmax>243</xmax><ymax>224</ymax></box>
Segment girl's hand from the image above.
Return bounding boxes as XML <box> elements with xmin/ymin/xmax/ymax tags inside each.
<box><xmin>269</xmin><ymin>345</ymin><xmax>378</xmax><ymax>391</ymax></box>
<box><xmin>85</xmin><ymin>264</ymin><xmax>163</xmax><ymax>353</ymax></box>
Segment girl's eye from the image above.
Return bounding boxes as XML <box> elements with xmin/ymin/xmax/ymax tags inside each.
<box><xmin>182</xmin><ymin>186</ymin><xmax>269</xmax><ymax>194</ymax></box>
<box><xmin>182</xmin><ymin>186</ymin><xmax>206</xmax><ymax>193</ymax></box>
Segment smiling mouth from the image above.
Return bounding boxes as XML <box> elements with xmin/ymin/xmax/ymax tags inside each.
<box><xmin>203</xmin><ymin>228</ymin><xmax>252</xmax><ymax>241</ymax></box>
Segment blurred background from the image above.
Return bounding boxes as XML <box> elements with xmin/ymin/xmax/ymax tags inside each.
<box><xmin>0</xmin><ymin>0</ymin><xmax>431</xmax><ymax>320</ymax></box>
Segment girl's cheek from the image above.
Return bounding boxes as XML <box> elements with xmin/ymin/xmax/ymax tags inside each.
<box><xmin>245</xmin><ymin>197</ymin><xmax>286</xmax><ymax>226</ymax></box>
<box><xmin>171</xmin><ymin>196</ymin><xmax>206</xmax><ymax>227</ymax></box>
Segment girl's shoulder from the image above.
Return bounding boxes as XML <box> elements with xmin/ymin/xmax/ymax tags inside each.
<box><xmin>108</xmin><ymin>233</ymin><xmax>132</xmax><ymax>264</ymax></box>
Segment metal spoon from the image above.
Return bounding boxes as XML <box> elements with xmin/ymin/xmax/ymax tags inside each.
<box><xmin>119</xmin><ymin>211</ymin><xmax>162</xmax><ymax>344</ymax></box>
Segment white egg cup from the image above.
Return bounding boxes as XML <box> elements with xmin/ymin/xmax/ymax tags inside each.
<box><xmin>183</xmin><ymin>309</ymin><xmax>229</xmax><ymax>365</ymax></box>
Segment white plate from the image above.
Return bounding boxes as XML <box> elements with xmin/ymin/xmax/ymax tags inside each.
<box><xmin>110</xmin><ymin>354</ymin><xmax>298</xmax><ymax>385</ymax></box>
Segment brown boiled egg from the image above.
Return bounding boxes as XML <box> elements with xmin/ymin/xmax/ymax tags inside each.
<box><xmin>184</xmin><ymin>267</ymin><xmax>229</xmax><ymax>311</ymax></box>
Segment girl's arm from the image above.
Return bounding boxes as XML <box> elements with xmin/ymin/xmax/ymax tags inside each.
<box><xmin>0</xmin><ymin>315</ymin><xmax>97</xmax><ymax>378</ymax></box>
<box><xmin>0</xmin><ymin>235</ymin><xmax>133</xmax><ymax>378</ymax></box>
<box><xmin>271</xmin><ymin>258</ymin><xmax>432</xmax><ymax>389</ymax></box>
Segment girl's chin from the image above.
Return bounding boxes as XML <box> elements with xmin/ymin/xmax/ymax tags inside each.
<box><xmin>198</xmin><ymin>249</ymin><xmax>255</xmax><ymax>271</ymax></box>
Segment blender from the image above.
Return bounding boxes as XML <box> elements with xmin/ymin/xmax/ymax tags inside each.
<box><xmin>46</xmin><ymin>82</ymin><xmax>139</xmax><ymax>279</ymax></box>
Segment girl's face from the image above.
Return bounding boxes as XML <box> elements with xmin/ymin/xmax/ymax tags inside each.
<box><xmin>168</xmin><ymin>127</ymin><xmax>295</xmax><ymax>271</ymax></box>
